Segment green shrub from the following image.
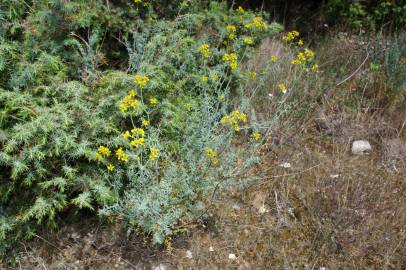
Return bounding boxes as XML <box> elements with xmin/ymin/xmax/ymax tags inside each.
<box><xmin>0</xmin><ymin>0</ymin><xmax>288</xmax><ymax>252</ymax></box>
<box><xmin>326</xmin><ymin>0</ymin><xmax>406</xmax><ymax>31</ymax></box>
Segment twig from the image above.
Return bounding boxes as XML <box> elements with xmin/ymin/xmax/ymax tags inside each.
<box><xmin>33</xmin><ymin>234</ymin><xmax>62</xmax><ymax>252</ymax></box>
<box><xmin>336</xmin><ymin>51</ymin><xmax>370</xmax><ymax>87</ymax></box>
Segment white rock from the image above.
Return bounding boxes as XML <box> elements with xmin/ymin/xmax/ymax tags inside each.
<box><xmin>352</xmin><ymin>140</ymin><xmax>372</xmax><ymax>155</ymax></box>
<box><xmin>279</xmin><ymin>162</ymin><xmax>291</xmax><ymax>168</ymax></box>
<box><xmin>228</xmin><ymin>253</ymin><xmax>237</xmax><ymax>260</ymax></box>
<box><xmin>258</xmin><ymin>205</ymin><xmax>268</xmax><ymax>214</ymax></box>
<box><xmin>209</xmin><ymin>246</ymin><xmax>214</xmax><ymax>252</ymax></box>
<box><xmin>330</xmin><ymin>174</ymin><xmax>339</xmax><ymax>178</ymax></box>
<box><xmin>186</xmin><ymin>250</ymin><xmax>193</xmax><ymax>259</ymax></box>
<box><xmin>153</xmin><ymin>264</ymin><xmax>167</xmax><ymax>270</ymax></box>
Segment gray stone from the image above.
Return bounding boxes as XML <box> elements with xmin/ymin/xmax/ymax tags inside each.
<box><xmin>352</xmin><ymin>140</ymin><xmax>372</xmax><ymax>155</ymax></box>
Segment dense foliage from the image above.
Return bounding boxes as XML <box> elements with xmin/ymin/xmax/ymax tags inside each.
<box><xmin>325</xmin><ymin>0</ymin><xmax>406</xmax><ymax>31</ymax></box>
<box><xmin>0</xmin><ymin>0</ymin><xmax>289</xmax><ymax>252</ymax></box>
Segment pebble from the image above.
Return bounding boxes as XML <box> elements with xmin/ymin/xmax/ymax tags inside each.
<box><xmin>352</xmin><ymin>140</ymin><xmax>372</xmax><ymax>155</ymax></box>
<box><xmin>279</xmin><ymin>162</ymin><xmax>291</xmax><ymax>168</ymax></box>
<box><xmin>185</xmin><ymin>250</ymin><xmax>193</xmax><ymax>259</ymax></box>
<box><xmin>228</xmin><ymin>253</ymin><xmax>237</xmax><ymax>260</ymax></box>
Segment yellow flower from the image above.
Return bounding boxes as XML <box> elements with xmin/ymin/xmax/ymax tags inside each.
<box><xmin>218</xmin><ymin>94</ymin><xmax>225</xmax><ymax>101</ymax></box>
<box><xmin>134</xmin><ymin>74</ymin><xmax>150</xmax><ymax>88</ymax></box>
<box><xmin>129</xmin><ymin>99</ymin><xmax>139</xmax><ymax>109</ymax></box>
<box><xmin>122</xmin><ymin>130</ymin><xmax>131</xmax><ymax>139</ymax></box>
<box><xmin>252</xmin><ymin>17</ymin><xmax>268</xmax><ymax>30</ymax></box>
<box><xmin>128</xmin><ymin>90</ymin><xmax>136</xmax><ymax>97</ymax></box>
<box><xmin>119</xmin><ymin>103</ymin><xmax>128</xmax><ymax>112</ymax></box>
<box><xmin>252</xmin><ymin>132</ymin><xmax>261</xmax><ymax>141</ymax></box>
<box><xmin>206</xmin><ymin>148</ymin><xmax>219</xmax><ymax>165</ymax></box>
<box><xmin>297</xmin><ymin>39</ymin><xmax>304</xmax><ymax>46</ymax></box>
<box><xmin>236</xmin><ymin>6</ymin><xmax>245</xmax><ymax>14</ymax></box>
<box><xmin>211</xmin><ymin>74</ymin><xmax>219</xmax><ymax>81</ymax></box>
<box><xmin>297</xmin><ymin>52</ymin><xmax>306</xmax><ymax>62</ymax></box>
<box><xmin>282</xmin><ymin>31</ymin><xmax>299</xmax><ymax>42</ymax></box>
<box><xmin>231</xmin><ymin>110</ymin><xmax>247</xmax><ymax>123</ymax></box>
<box><xmin>119</xmin><ymin>91</ymin><xmax>139</xmax><ymax>112</ymax></box>
<box><xmin>98</xmin><ymin>146</ymin><xmax>111</xmax><ymax>156</ymax></box>
<box><xmin>201</xmin><ymin>75</ymin><xmax>208</xmax><ymax>82</ymax></box>
<box><xmin>220</xmin><ymin>115</ymin><xmax>230</xmax><ymax>125</ymax></box>
<box><xmin>107</xmin><ymin>163</ymin><xmax>115</xmax><ymax>172</ymax></box>
<box><xmin>116</xmin><ymin>147</ymin><xmax>129</xmax><ymax>163</ymax></box>
<box><xmin>271</xmin><ymin>55</ymin><xmax>278</xmax><ymax>63</ymax></box>
<box><xmin>96</xmin><ymin>153</ymin><xmax>103</xmax><ymax>162</ymax></box>
<box><xmin>244</xmin><ymin>23</ymin><xmax>253</xmax><ymax>30</ymax></box>
<box><xmin>221</xmin><ymin>110</ymin><xmax>247</xmax><ymax>131</ymax></box>
<box><xmin>149</xmin><ymin>147</ymin><xmax>159</xmax><ymax>160</ymax></box>
<box><xmin>304</xmin><ymin>48</ymin><xmax>315</xmax><ymax>58</ymax></box>
<box><xmin>223</xmin><ymin>53</ymin><xmax>238</xmax><ymax>70</ymax></box>
<box><xmin>197</xmin><ymin>43</ymin><xmax>211</xmax><ymax>58</ymax></box>
<box><xmin>244</xmin><ymin>38</ymin><xmax>253</xmax><ymax>45</ymax></box>
<box><xmin>249</xmin><ymin>71</ymin><xmax>257</xmax><ymax>80</ymax></box>
<box><xmin>278</xmin><ymin>83</ymin><xmax>287</xmax><ymax>94</ymax></box>
<box><xmin>131</xmin><ymin>137</ymin><xmax>145</xmax><ymax>148</ymax></box>
<box><xmin>226</xmin><ymin>24</ymin><xmax>237</xmax><ymax>33</ymax></box>
<box><xmin>134</xmin><ymin>0</ymin><xmax>142</xmax><ymax>3</ymax></box>
<box><xmin>149</xmin><ymin>97</ymin><xmax>158</xmax><ymax>105</ymax></box>
<box><xmin>141</xmin><ymin>118</ymin><xmax>150</xmax><ymax>127</ymax></box>
<box><xmin>291</xmin><ymin>59</ymin><xmax>302</xmax><ymax>65</ymax></box>
<box><xmin>131</xmin><ymin>128</ymin><xmax>145</xmax><ymax>137</ymax></box>
<box><xmin>228</xmin><ymin>33</ymin><xmax>237</xmax><ymax>39</ymax></box>
<box><xmin>311</xmin><ymin>63</ymin><xmax>319</xmax><ymax>72</ymax></box>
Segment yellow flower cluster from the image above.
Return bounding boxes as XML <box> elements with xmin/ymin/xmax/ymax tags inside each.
<box><xmin>221</xmin><ymin>110</ymin><xmax>247</xmax><ymax>131</ymax></box>
<box><xmin>252</xmin><ymin>132</ymin><xmax>261</xmax><ymax>141</ymax></box>
<box><xmin>282</xmin><ymin>30</ymin><xmax>300</xmax><ymax>42</ymax></box>
<box><xmin>244</xmin><ymin>38</ymin><xmax>253</xmax><ymax>45</ymax></box>
<box><xmin>227</xmin><ymin>24</ymin><xmax>237</xmax><ymax>39</ymax></box>
<box><xmin>278</xmin><ymin>83</ymin><xmax>287</xmax><ymax>94</ymax></box>
<box><xmin>116</xmin><ymin>147</ymin><xmax>129</xmax><ymax>163</ymax></box>
<box><xmin>271</xmin><ymin>55</ymin><xmax>278</xmax><ymax>63</ymax></box>
<box><xmin>107</xmin><ymin>163</ymin><xmax>115</xmax><ymax>172</ymax></box>
<box><xmin>245</xmin><ymin>17</ymin><xmax>268</xmax><ymax>31</ymax></box>
<box><xmin>96</xmin><ymin>145</ymin><xmax>111</xmax><ymax>161</ymax></box>
<box><xmin>223</xmin><ymin>53</ymin><xmax>238</xmax><ymax>69</ymax></box>
<box><xmin>119</xmin><ymin>90</ymin><xmax>139</xmax><ymax>113</ymax></box>
<box><xmin>249</xmin><ymin>71</ymin><xmax>257</xmax><ymax>80</ymax></box>
<box><xmin>206</xmin><ymin>148</ymin><xmax>219</xmax><ymax>165</ymax></box>
<box><xmin>126</xmin><ymin>128</ymin><xmax>145</xmax><ymax>148</ymax></box>
<box><xmin>291</xmin><ymin>49</ymin><xmax>315</xmax><ymax>65</ymax></box>
<box><xmin>141</xmin><ymin>118</ymin><xmax>150</xmax><ymax>127</ymax></box>
<box><xmin>149</xmin><ymin>147</ymin><xmax>159</xmax><ymax>161</ymax></box>
<box><xmin>134</xmin><ymin>74</ymin><xmax>150</xmax><ymax>88</ymax></box>
<box><xmin>149</xmin><ymin>97</ymin><xmax>158</xmax><ymax>105</ymax></box>
<box><xmin>197</xmin><ymin>43</ymin><xmax>211</xmax><ymax>58</ymax></box>
<box><xmin>236</xmin><ymin>6</ymin><xmax>245</xmax><ymax>14</ymax></box>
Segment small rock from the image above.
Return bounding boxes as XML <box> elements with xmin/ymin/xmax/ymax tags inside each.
<box><xmin>279</xmin><ymin>162</ymin><xmax>291</xmax><ymax>168</ymax></box>
<box><xmin>352</xmin><ymin>140</ymin><xmax>372</xmax><ymax>155</ymax></box>
<box><xmin>185</xmin><ymin>250</ymin><xmax>193</xmax><ymax>259</ymax></box>
<box><xmin>330</xmin><ymin>174</ymin><xmax>339</xmax><ymax>178</ymax></box>
<box><xmin>209</xmin><ymin>246</ymin><xmax>214</xmax><ymax>252</ymax></box>
<box><xmin>153</xmin><ymin>264</ymin><xmax>167</xmax><ymax>270</ymax></box>
<box><xmin>228</xmin><ymin>253</ymin><xmax>237</xmax><ymax>260</ymax></box>
<box><xmin>258</xmin><ymin>205</ymin><xmax>268</xmax><ymax>214</ymax></box>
